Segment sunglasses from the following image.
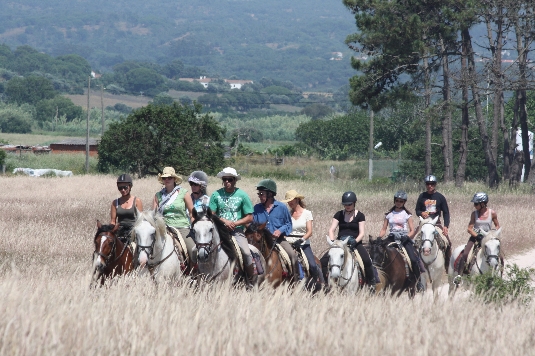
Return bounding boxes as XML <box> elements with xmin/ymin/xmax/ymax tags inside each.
<box><xmin>189</xmin><ymin>182</ymin><xmax>200</xmax><ymax>187</ymax></box>
<box><xmin>425</xmin><ymin>182</ymin><xmax>436</xmax><ymax>186</ymax></box>
<box><xmin>222</xmin><ymin>177</ymin><xmax>235</xmax><ymax>182</ymax></box>
<box><xmin>395</xmin><ymin>199</ymin><xmax>405</xmax><ymax>203</ymax></box>
<box><xmin>257</xmin><ymin>192</ymin><xmax>266</xmax><ymax>196</ymax></box>
<box><xmin>118</xmin><ymin>185</ymin><xmax>129</xmax><ymax>191</ymax></box>
<box><xmin>474</xmin><ymin>202</ymin><xmax>481</xmax><ymax>206</ymax></box>
<box><xmin>162</xmin><ymin>176</ymin><xmax>174</xmax><ymax>180</ymax></box>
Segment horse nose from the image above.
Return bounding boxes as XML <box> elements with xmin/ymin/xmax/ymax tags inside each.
<box><xmin>423</xmin><ymin>248</ymin><xmax>431</xmax><ymax>256</ymax></box>
<box><xmin>139</xmin><ymin>251</ymin><xmax>148</xmax><ymax>265</ymax></box>
<box><xmin>330</xmin><ymin>266</ymin><xmax>341</xmax><ymax>278</ymax></box>
<box><xmin>198</xmin><ymin>249</ymin><xmax>209</xmax><ymax>261</ymax></box>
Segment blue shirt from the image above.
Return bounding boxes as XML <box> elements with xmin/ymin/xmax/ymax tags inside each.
<box><xmin>253</xmin><ymin>200</ymin><xmax>293</xmax><ymax>237</ymax></box>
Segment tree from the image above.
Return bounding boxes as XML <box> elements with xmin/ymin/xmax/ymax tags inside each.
<box><xmin>125</xmin><ymin>67</ymin><xmax>165</xmax><ymax>95</ymax></box>
<box><xmin>98</xmin><ymin>103</ymin><xmax>225</xmax><ymax>176</ymax></box>
<box><xmin>5</xmin><ymin>75</ymin><xmax>56</xmax><ymax>105</ymax></box>
<box><xmin>0</xmin><ymin>106</ymin><xmax>33</xmax><ymax>133</ymax></box>
<box><xmin>35</xmin><ymin>96</ymin><xmax>83</xmax><ymax>123</ymax></box>
<box><xmin>301</xmin><ymin>103</ymin><xmax>334</xmax><ymax>120</ymax></box>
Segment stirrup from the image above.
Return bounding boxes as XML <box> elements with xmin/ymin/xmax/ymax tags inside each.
<box><xmin>453</xmin><ymin>274</ymin><xmax>462</xmax><ymax>285</ymax></box>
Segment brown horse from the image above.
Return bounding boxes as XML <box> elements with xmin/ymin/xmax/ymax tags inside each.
<box><xmin>369</xmin><ymin>236</ymin><xmax>416</xmax><ymax>297</ymax></box>
<box><xmin>92</xmin><ymin>220</ymin><xmax>134</xmax><ymax>286</ymax></box>
<box><xmin>245</xmin><ymin>222</ymin><xmax>292</xmax><ymax>288</ymax></box>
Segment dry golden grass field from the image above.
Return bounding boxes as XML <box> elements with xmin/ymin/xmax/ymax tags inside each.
<box><xmin>1</xmin><ymin>175</ymin><xmax>535</xmax><ymax>355</ymax></box>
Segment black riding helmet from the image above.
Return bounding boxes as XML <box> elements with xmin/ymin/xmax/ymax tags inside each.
<box><xmin>342</xmin><ymin>191</ymin><xmax>357</xmax><ymax>205</ymax></box>
<box><xmin>394</xmin><ymin>190</ymin><xmax>408</xmax><ymax>201</ymax></box>
<box><xmin>117</xmin><ymin>173</ymin><xmax>133</xmax><ymax>186</ymax></box>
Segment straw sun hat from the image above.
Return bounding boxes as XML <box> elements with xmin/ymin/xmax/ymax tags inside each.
<box><xmin>158</xmin><ymin>167</ymin><xmax>183</xmax><ymax>185</ymax></box>
<box><xmin>281</xmin><ymin>190</ymin><xmax>305</xmax><ymax>203</ymax></box>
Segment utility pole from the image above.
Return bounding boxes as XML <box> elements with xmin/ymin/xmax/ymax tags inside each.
<box><xmin>86</xmin><ymin>76</ymin><xmax>91</xmax><ymax>174</ymax></box>
<box><xmin>368</xmin><ymin>110</ymin><xmax>374</xmax><ymax>181</ymax></box>
<box><xmin>101</xmin><ymin>85</ymin><xmax>105</xmax><ymax>136</ymax></box>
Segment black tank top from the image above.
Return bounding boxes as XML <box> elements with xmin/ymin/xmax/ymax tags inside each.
<box><xmin>116</xmin><ymin>197</ymin><xmax>137</xmax><ymax>236</ymax></box>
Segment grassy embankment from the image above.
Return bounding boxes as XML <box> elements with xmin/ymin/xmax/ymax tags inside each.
<box><xmin>0</xmin><ymin>175</ymin><xmax>534</xmax><ymax>354</ymax></box>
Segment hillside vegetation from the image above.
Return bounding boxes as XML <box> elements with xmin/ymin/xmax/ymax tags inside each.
<box><xmin>0</xmin><ymin>0</ymin><xmax>357</xmax><ymax>90</ymax></box>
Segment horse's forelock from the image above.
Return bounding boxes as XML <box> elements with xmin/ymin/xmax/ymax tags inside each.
<box><xmin>95</xmin><ymin>224</ymin><xmax>115</xmax><ymax>238</ymax></box>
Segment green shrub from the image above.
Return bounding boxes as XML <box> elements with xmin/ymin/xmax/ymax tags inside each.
<box><xmin>0</xmin><ymin>105</ymin><xmax>33</xmax><ymax>133</ymax></box>
<box><xmin>472</xmin><ymin>264</ymin><xmax>534</xmax><ymax>305</ymax></box>
<box><xmin>0</xmin><ymin>149</ymin><xmax>6</xmax><ymax>166</ymax></box>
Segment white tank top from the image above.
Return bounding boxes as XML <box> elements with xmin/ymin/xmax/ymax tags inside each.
<box><xmin>474</xmin><ymin>209</ymin><xmax>493</xmax><ymax>232</ymax></box>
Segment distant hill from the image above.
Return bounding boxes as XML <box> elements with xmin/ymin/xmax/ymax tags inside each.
<box><xmin>0</xmin><ymin>0</ymin><xmax>358</xmax><ymax>90</ymax></box>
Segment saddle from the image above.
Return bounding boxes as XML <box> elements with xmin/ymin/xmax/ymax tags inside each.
<box><xmin>275</xmin><ymin>242</ymin><xmax>294</xmax><ymax>276</ymax></box>
<box><xmin>454</xmin><ymin>244</ymin><xmax>481</xmax><ymax>275</ymax></box>
<box><xmin>386</xmin><ymin>241</ymin><xmax>413</xmax><ymax>274</ymax></box>
<box><xmin>291</xmin><ymin>245</ymin><xmax>311</xmax><ymax>278</ymax></box>
<box><xmin>166</xmin><ymin>226</ymin><xmax>190</xmax><ymax>271</ymax></box>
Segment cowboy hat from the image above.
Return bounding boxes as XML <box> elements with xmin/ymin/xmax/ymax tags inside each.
<box><xmin>216</xmin><ymin>167</ymin><xmax>241</xmax><ymax>180</ymax></box>
<box><xmin>281</xmin><ymin>189</ymin><xmax>305</xmax><ymax>203</ymax></box>
<box><xmin>158</xmin><ymin>167</ymin><xmax>183</xmax><ymax>185</ymax></box>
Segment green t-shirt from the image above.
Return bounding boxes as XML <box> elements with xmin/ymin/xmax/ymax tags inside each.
<box><xmin>156</xmin><ymin>187</ymin><xmax>189</xmax><ymax>228</ymax></box>
<box><xmin>209</xmin><ymin>188</ymin><xmax>253</xmax><ymax>229</ymax></box>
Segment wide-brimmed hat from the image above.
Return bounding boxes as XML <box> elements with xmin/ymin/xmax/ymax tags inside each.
<box><xmin>282</xmin><ymin>189</ymin><xmax>305</xmax><ymax>203</ymax></box>
<box><xmin>158</xmin><ymin>167</ymin><xmax>183</xmax><ymax>185</ymax></box>
<box><xmin>216</xmin><ymin>167</ymin><xmax>241</xmax><ymax>180</ymax></box>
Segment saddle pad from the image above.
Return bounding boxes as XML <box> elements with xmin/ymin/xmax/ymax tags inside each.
<box><xmin>349</xmin><ymin>247</ymin><xmax>365</xmax><ymax>277</ymax></box>
<box><xmin>275</xmin><ymin>243</ymin><xmax>293</xmax><ymax>274</ymax></box>
<box><xmin>387</xmin><ymin>242</ymin><xmax>412</xmax><ymax>272</ymax></box>
<box><xmin>167</xmin><ymin>226</ymin><xmax>188</xmax><ymax>260</ymax></box>
<box><xmin>230</xmin><ymin>236</ymin><xmax>244</xmax><ymax>271</ymax></box>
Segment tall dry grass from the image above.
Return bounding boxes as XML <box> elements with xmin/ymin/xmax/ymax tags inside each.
<box><xmin>1</xmin><ymin>175</ymin><xmax>534</xmax><ymax>355</ymax></box>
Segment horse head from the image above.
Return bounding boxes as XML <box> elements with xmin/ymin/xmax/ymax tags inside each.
<box><xmin>481</xmin><ymin>228</ymin><xmax>502</xmax><ymax>269</ymax></box>
<box><xmin>192</xmin><ymin>211</ymin><xmax>219</xmax><ymax>262</ymax></box>
<box><xmin>369</xmin><ymin>235</ymin><xmax>388</xmax><ymax>267</ymax></box>
<box><xmin>93</xmin><ymin>220</ymin><xmax>119</xmax><ymax>272</ymax></box>
<box><xmin>420</xmin><ymin>216</ymin><xmax>439</xmax><ymax>256</ymax></box>
<box><xmin>326</xmin><ymin>236</ymin><xmax>349</xmax><ymax>279</ymax></box>
<box><xmin>244</xmin><ymin>222</ymin><xmax>268</xmax><ymax>246</ymax></box>
<box><xmin>133</xmin><ymin>210</ymin><xmax>166</xmax><ymax>268</ymax></box>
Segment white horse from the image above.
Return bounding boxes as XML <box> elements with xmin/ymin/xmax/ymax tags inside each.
<box><xmin>419</xmin><ymin>216</ymin><xmax>445</xmax><ymax>299</ymax></box>
<box><xmin>191</xmin><ymin>209</ymin><xmax>265</xmax><ymax>286</ymax></box>
<box><xmin>326</xmin><ymin>236</ymin><xmax>362</xmax><ymax>293</ymax></box>
<box><xmin>448</xmin><ymin>228</ymin><xmax>503</xmax><ymax>296</ymax></box>
<box><xmin>133</xmin><ymin>210</ymin><xmax>183</xmax><ymax>282</ymax></box>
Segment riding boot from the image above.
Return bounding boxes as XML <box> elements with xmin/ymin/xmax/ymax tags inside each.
<box><xmin>244</xmin><ymin>263</ymin><xmax>257</xmax><ymax>290</ymax></box>
<box><xmin>412</xmin><ymin>261</ymin><xmax>425</xmax><ymax>292</ymax></box>
<box><xmin>444</xmin><ymin>244</ymin><xmax>452</xmax><ymax>272</ymax></box>
<box><xmin>365</xmin><ymin>265</ymin><xmax>376</xmax><ymax>294</ymax></box>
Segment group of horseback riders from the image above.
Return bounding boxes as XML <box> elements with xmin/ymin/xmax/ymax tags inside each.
<box><xmin>109</xmin><ymin>167</ymin><xmax>500</xmax><ymax>292</ymax></box>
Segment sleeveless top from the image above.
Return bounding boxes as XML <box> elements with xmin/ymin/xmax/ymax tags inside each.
<box><xmin>116</xmin><ymin>197</ymin><xmax>137</xmax><ymax>236</ymax></box>
<box><xmin>156</xmin><ymin>188</ymin><xmax>189</xmax><ymax>228</ymax></box>
<box><xmin>474</xmin><ymin>209</ymin><xmax>493</xmax><ymax>232</ymax></box>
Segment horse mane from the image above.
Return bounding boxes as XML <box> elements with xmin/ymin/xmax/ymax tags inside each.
<box><xmin>134</xmin><ymin>210</ymin><xmax>167</xmax><ymax>240</ymax></box>
<box><xmin>481</xmin><ymin>230</ymin><xmax>499</xmax><ymax>246</ymax></box>
<box><xmin>192</xmin><ymin>211</ymin><xmax>238</xmax><ymax>263</ymax></box>
<box><xmin>95</xmin><ymin>224</ymin><xmax>115</xmax><ymax>238</ymax></box>
<box><xmin>246</xmin><ymin>222</ymin><xmax>275</xmax><ymax>249</ymax></box>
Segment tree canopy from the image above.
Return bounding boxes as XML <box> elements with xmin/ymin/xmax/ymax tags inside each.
<box><xmin>97</xmin><ymin>102</ymin><xmax>225</xmax><ymax>176</ymax></box>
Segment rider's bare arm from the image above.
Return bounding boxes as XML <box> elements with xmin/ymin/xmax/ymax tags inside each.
<box><xmin>328</xmin><ymin>218</ymin><xmax>339</xmax><ymax>241</ymax></box>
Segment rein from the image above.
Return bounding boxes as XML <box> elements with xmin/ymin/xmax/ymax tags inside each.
<box><xmin>95</xmin><ymin>233</ymin><xmax>129</xmax><ymax>268</ymax></box>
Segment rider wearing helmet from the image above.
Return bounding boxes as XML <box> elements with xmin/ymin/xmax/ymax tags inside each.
<box><xmin>454</xmin><ymin>192</ymin><xmax>500</xmax><ymax>283</ymax></box>
<box><xmin>110</xmin><ymin>174</ymin><xmax>143</xmax><ymax>243</ymax></box>
<box><xmin>252</xmin><ymin>179</ymin><xmax>300</xmax><ymax>282</ymax></box>
<box><xmin>323</xmin><ymin>191</ymin><xmax>376</xmax><ymax>292</ymax></box>
<box><xmin>379</xmin><ymin>190</ymin><xmax>425</xmax><ymax>292</ymax></box>
<box><xmin>415</xmin><ymin>174</ymin><xmax>452</xmax><ymax>264</ymax></box>
<box><xmin>188</xmin><ymin>170</ymin><xmax>210</xmax><ymax>213</ymax></box>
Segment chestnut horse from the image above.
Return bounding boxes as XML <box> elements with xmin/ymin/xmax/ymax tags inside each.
<box><xmin>245</xmin><ymin>222</ymin><xmax>321</xmax><ymax>289</ymax></box>
<box><xmin>92</xmin><ymin>221</ymin><xmax>134</xmax><ymax>286</ymax></box>
<box><xmin>369</xmin><ymin>236</ymin><xmax>416</xmax><ymax>297</ymax></box>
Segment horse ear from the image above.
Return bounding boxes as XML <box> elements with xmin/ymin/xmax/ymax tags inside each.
<box><xmin>431</xmin><ymin>216</ymin><xmax>439</xmax><ymax>225</ymax></box>
<box><xmin>192</xmin><ymin>208</ymin><xmax>198</xmax><ymax>221</ymax></box>
<box><xmin>369</xmin><ymin>235</ymin><xmax>374</xmax><ymax>244</ymax></box>
<box><xmin>495</xmin><ymin>227</ymin><xmax>502</xmax><ymax>237</ymax></box>
<box><xmin>259</xmin><ymin>221</ymin><xmax>267</xmax><ymax>230</ymax></box>
<box><xmin>206</xmin><ymin>207</ymin><xmax>212</xmax><ymax>219</ymax></box>
<box><xmin>419</xmin><ymin>216</ymin><xmax>424</xmax><ymax>223</ymax></box>
<box><xmin>326</xmin><ymin>235</ymin><xmax>334</xmax><ymax>246</ymax></box>
<box><xmin>97</xmin><ymin>220</ymin><xmax>102</xmax><ymax>229</ymax></box>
